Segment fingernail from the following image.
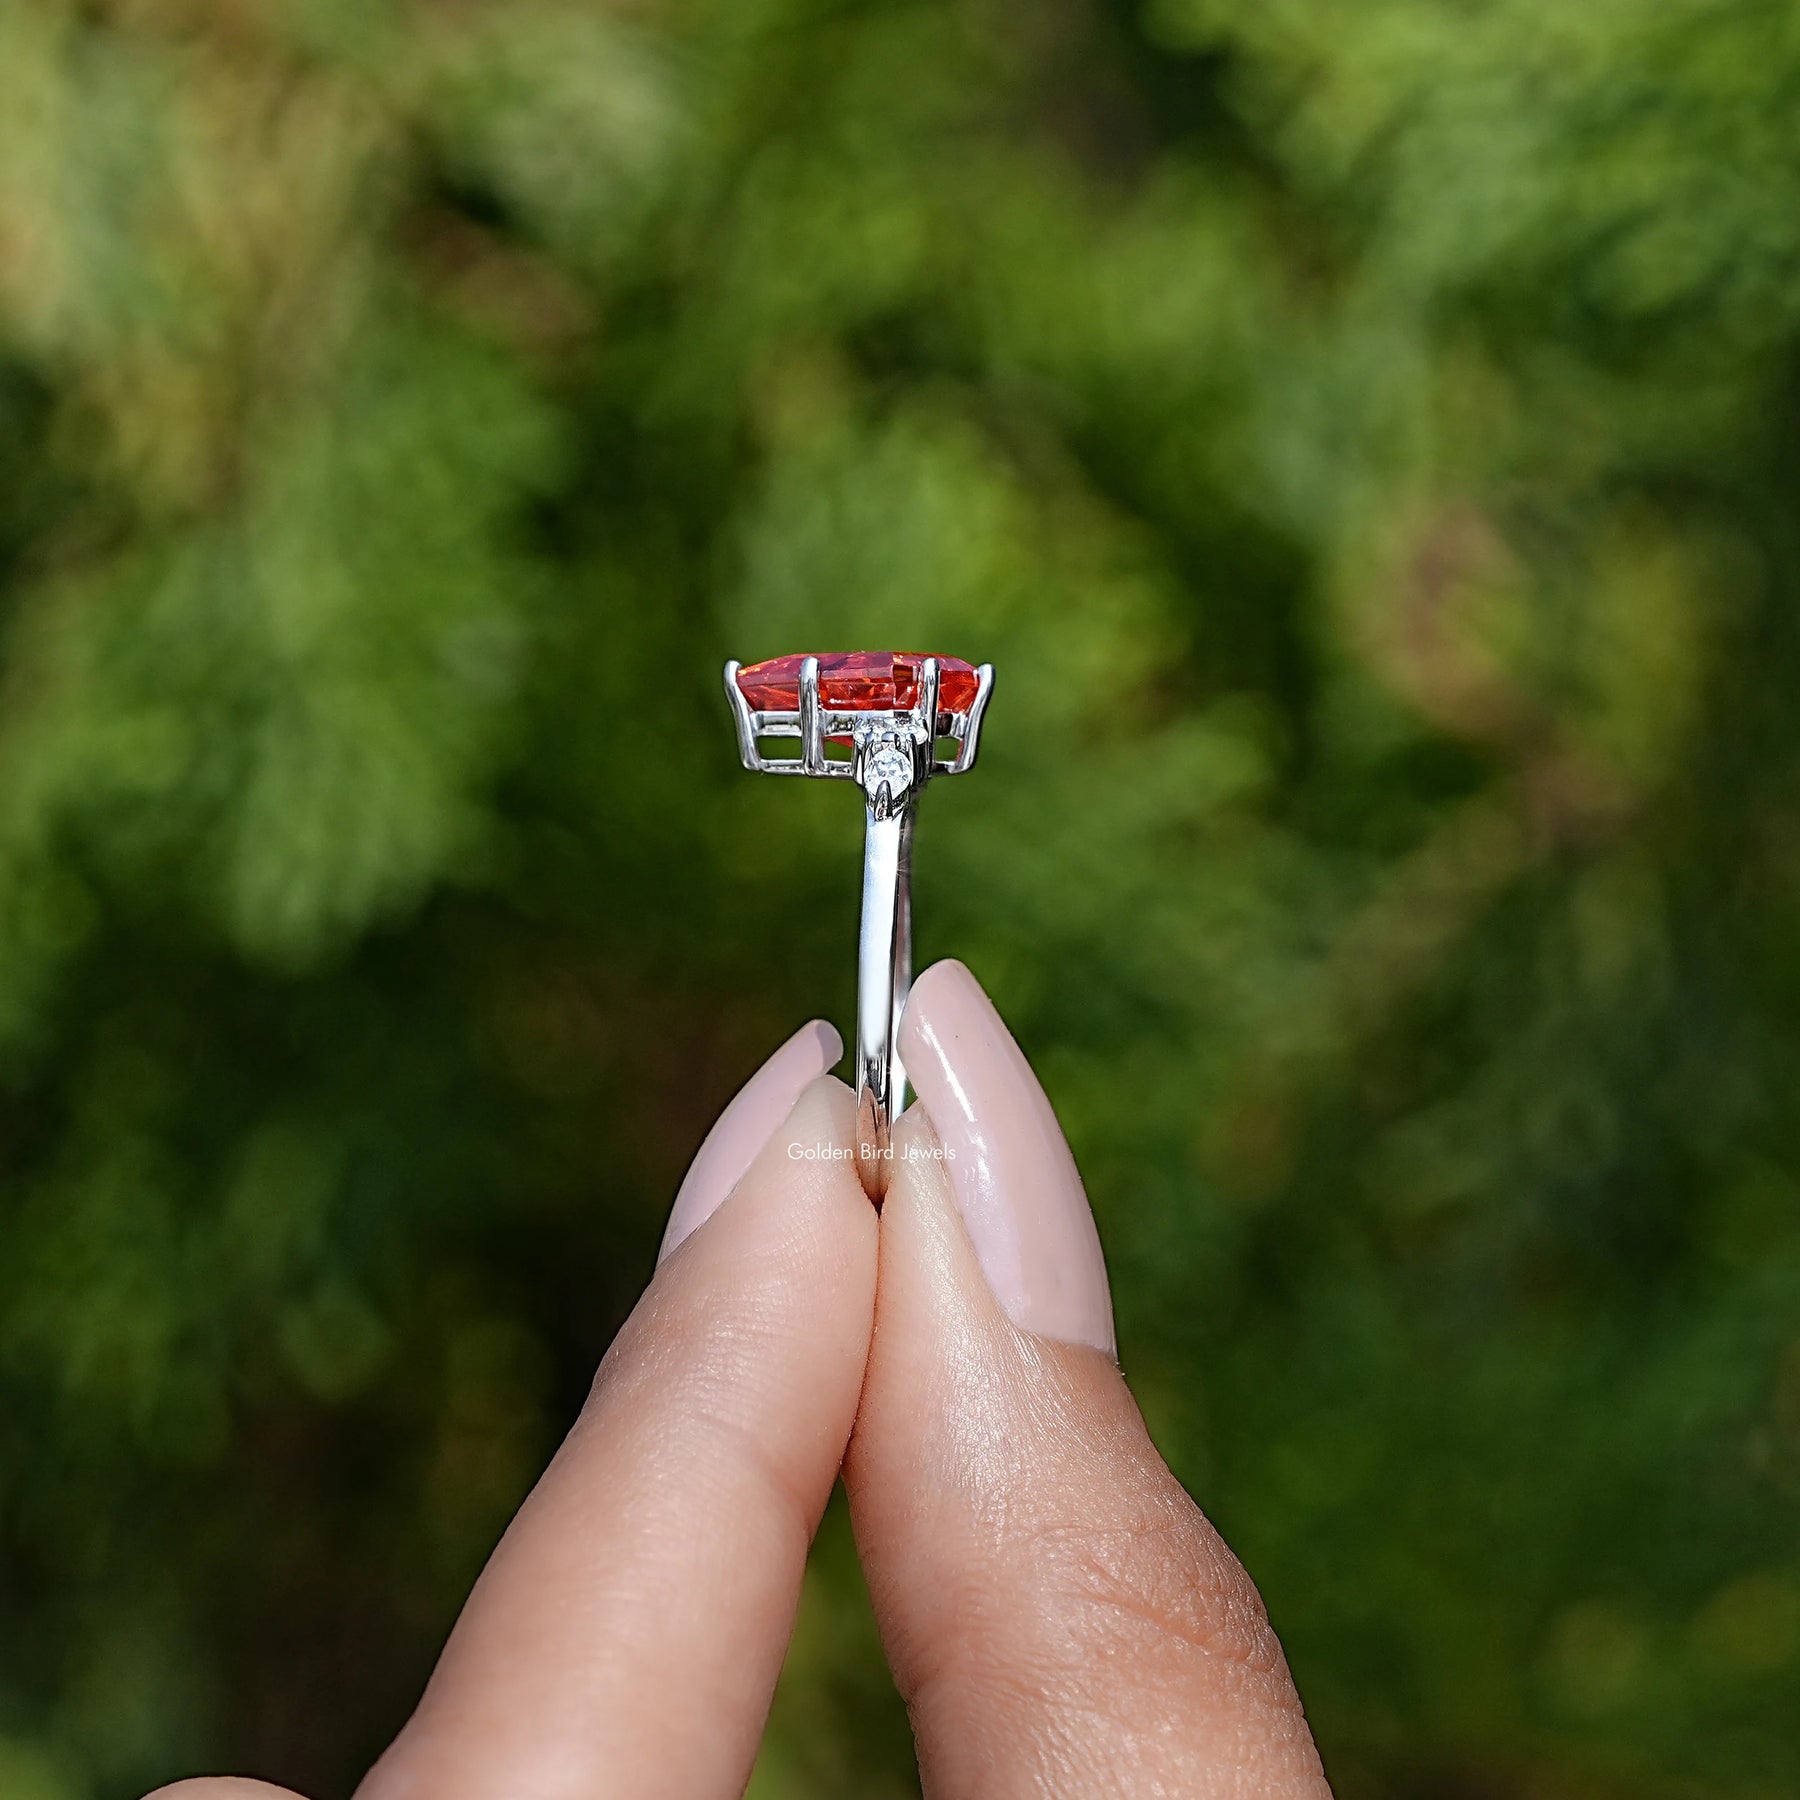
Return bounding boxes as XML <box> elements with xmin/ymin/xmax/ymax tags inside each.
<box><xmin>659</xmin><ymin>1019</ymin><xmax>842</xmax><ymax>1262</ymax></box>
<box><xmin>899</xmin><ymin>961</ymin><xmax>1114</xmax><ymax>1354</ymax></box>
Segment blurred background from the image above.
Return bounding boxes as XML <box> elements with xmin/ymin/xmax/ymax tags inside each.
<box><xmin>1</xmin><ymin>0</ymin><xmax>1798</xmax><ymax>1795</ymax></box>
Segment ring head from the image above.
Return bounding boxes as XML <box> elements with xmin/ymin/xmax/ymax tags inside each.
<box><xmin>724</xmin><ymin>650</ymin><xmax>995</xmax><ymax>788</ymax></box>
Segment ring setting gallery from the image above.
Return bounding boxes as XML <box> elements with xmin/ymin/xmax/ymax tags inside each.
<box><xmin>723</xmin><ymin>651</ymin><xmax>995</xmax><ymax>1194</ymax></box>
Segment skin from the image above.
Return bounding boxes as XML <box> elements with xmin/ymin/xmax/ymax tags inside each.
<box><xmin>145</xmin><ymin>981</ymin><xmax>1331</xmax><ymax>1800</ymax></box>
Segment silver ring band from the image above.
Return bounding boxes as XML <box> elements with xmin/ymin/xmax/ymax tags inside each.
<box><xmin>855</xmin><ymin>803</ymin><xmax>913</xmax><ymax>1171</ymax></box>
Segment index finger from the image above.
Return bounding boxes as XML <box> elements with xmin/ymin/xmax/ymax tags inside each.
<box><xmin>359</xmin><ymin>1041</ymin><xmax>874</xmax><ymax>1800</ymax></box>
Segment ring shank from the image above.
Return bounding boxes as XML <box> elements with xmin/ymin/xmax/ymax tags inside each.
<box><xmin>855</xmin><ymin>805</ymin><xmax>914</xmax><ymax>1194</ymax></box>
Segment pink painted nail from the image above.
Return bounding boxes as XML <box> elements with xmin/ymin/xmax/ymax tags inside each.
<box><xmin>899</xmin><ymin>961</ymin><xmax>1115</xmax><ymax>1354</ymax></box>
<box><xmin>659</xmin><ymin>1020</ymin><xmax>843</xmax><ymax>1262</ymax></box>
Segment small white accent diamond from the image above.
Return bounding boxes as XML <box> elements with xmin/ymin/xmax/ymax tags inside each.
<box><xmin>865</xmin><ymin>744</ymin><xmax>913</xmax><ymax>795</ymax></box>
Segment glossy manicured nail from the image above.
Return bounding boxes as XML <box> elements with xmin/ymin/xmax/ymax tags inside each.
<box><xmin>898</xmin><ymin>961</ymin><xmax>1114</xmax><ymax>1354</ymax></box>
<box><xmin>659</xmin><ymin>1019</ymin><xmax>842</xmax><ymax>1261</ymax></box>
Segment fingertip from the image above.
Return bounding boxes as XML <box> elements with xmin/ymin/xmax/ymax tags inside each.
<box><xmin>142</xmin><ymin>1784</ymin><xmax>306</xmax><ymax>1800</ymax></box>
<box><xmin>852</xmin><ymin>1100</ymin><xmax>1045</xmax><ymax>1533</ymax></box>
<box><xmin>656</xmin><ymin>1070</ymin><xmax>872</xmax><ymax>1317</ymax></box>
<box><xmin>660</xmin><ymin>1018</ymin><xmax>844</xmax><ymax>1262</ymax></box>
<box><xmin>366</xmin><ymin>1078</ymin><xmax>874</xmax><ymax>1799</ymax></box>
<box><xmin>879</xmin><ymin>1102</ymin><xmax>1009</xmax><ymax>1347</ymax></box>
<box><xmin>811</xmin><ymin>1017</ymin><xmax>845</xmax><ymax>1066</ymax></box>
<box><xmin>775</xmin><ymin>1068</ymin><xmax>860</xmax><ymax>1157</ymax></box>
<box><xmin>898</xmin><ymin>960</ymin><xmax>1115</xmax><ymax>1355</ymax></box>
<box><xmin>740</xmin><ymin>1071</ymin><xmax>867</xmax><ymax>1219</ymax></box>
<box><xmin>900</xmin><ymin>955</ymin><xmax>974</xmax><ymax>1024</ymax></box>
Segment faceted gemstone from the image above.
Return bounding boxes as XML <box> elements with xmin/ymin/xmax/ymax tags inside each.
<box><xmin>735</xmin><ymin>652</ymin><xmax>979</xmax><ymax>719</ymax></box>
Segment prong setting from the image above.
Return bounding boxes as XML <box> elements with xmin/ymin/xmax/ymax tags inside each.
<box><xmin>724</xmin><ymin>655</ymin><xmax>994</xmax><ymax>784</ymax></box>
<box><xmin>859</xmin><ymin>736</ymin><xmax>915</xmax><ymax>820</ymax></box>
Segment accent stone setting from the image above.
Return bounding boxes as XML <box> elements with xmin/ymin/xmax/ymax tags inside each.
<box><xmin>862</xmin><ymin>742</ymin><xmax>914</xmax><ymax>797</ymax></box>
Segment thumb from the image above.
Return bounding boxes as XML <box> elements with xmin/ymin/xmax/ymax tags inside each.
<box><xmin>845</xmin><ymin>960</ymin><xmax>1330</xmax><ymax>1800</ymax></box>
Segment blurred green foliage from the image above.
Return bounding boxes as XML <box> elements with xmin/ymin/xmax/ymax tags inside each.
<box><xmin>1</xmin><ymin>0</ymin><xmax>1798</xmax><ymax>1794</ymax></box>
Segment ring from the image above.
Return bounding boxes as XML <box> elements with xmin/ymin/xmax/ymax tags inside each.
<box><xmin>724</xmin><ymin>651</ymin><xmax>995</xmax><ymax>1193</ymax></box>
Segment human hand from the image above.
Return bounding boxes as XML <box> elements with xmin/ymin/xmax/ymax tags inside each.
<box><xmin>147</xmin><ymin>961</ymin><xmax>1330</xmax><ymax>1799</ymax></box>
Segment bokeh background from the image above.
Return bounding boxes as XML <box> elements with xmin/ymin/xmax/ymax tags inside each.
<box><xmin>2</xmin><ymin>0</ymin><xmax>1798</xmax><ymax>1795</ymax></box>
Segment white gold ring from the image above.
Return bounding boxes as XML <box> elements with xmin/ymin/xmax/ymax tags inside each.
<box><xmin>724</xmin><ymin>652</ymin><xmax>995</xmax><ymax>1192</ymax></box>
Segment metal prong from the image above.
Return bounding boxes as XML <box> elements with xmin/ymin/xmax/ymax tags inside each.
<box><xmin>723</xmin><ymin>660</ymin><xmax>761</xmax><ymax>770</ymax></box>
<box><xmin>917</xmin><ymin>656</ymin><xmax>940</xmax><ymax>747</ymax></box>
<box><xmin>799</xmin><ymin>656</ymin><xmax>826</xmax><ymax>774</ymax></box>
<box><xmin>948</xmin><ymin>662</ymin><xmax>995</xmax><ymax>773</ymax></box>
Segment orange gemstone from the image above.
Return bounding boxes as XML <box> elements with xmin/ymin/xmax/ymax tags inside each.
<box><xmin>736</xmin><ymin>652</ymin><xmax>979</xmax><ymax>716</ymax></box>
